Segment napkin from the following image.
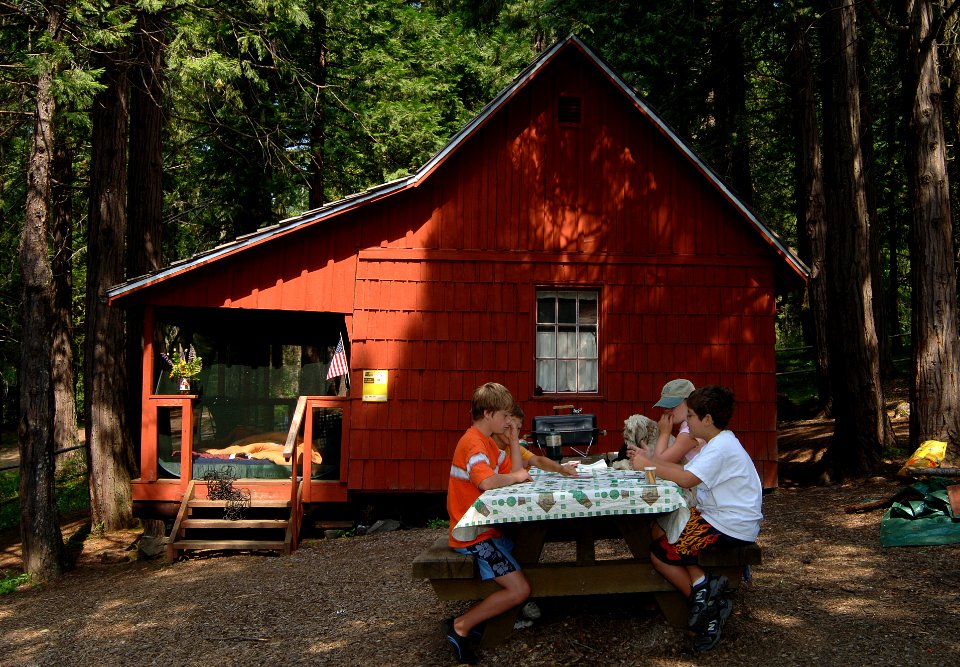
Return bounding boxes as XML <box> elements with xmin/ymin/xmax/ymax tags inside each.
<box><xmin>572</xmin><ymin>459</ymin><xmax>609</xmax><ymax>471</ymax></box>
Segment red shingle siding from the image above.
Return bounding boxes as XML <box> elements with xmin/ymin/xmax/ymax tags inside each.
<box><xmin>346</xmin><ymin>249</ymin><xmax>779</xmax><ymax>491</ymax></box>
<box><xmin>130</xmin><ymin>43</ymin><xmax>793</xmax><ymax>496</ymax></box>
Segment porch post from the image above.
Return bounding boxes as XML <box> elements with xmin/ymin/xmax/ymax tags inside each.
<box><xmin>140</xmin><ymin>306</ymin><xmax>157</xmax><ymax>481</ymax></box>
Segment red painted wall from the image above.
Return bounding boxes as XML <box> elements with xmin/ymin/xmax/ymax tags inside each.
<box><xmin>137</xmin><ymin>46</ymin><xmax>786</xmax><ymax>490</ymax></box>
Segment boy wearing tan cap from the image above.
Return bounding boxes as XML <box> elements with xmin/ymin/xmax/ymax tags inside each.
<box><xmin>651</xmin><ymin>378</ymin><xmax>704</xmax><ymax>464</ymax></box>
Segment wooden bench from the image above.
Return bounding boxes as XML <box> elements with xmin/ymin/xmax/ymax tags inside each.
<box><xmin>412</xmin><ymin>535</ymin><xmax>762</xmax><ymax>645</ymax></box>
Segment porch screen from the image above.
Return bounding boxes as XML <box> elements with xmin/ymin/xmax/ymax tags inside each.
<box><xmin>153</xmin><ymin>309</ymin><xmax>348</xmax><ymax>480</ymax></box>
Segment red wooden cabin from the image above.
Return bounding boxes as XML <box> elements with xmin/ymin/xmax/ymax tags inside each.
<box><xmin>109</xmin><ymin>36</ymin><xmax>807</xmax><ymax>525</ymax></box>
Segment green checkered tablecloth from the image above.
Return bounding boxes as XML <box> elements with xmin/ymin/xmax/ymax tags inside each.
<box><xmin>451</xmin><ymin>468</ymin><xmax>687</xmax><ymax>542</ymax></box>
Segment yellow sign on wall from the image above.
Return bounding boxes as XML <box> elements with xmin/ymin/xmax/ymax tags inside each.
<box><xmin>362</xmin><ymin>370</ymin><xmax>389</xmax><ymax>402</ymax></box>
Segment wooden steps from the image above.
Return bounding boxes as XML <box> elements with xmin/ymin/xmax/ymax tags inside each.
<box><xmin>170</xmin><ymin>539</ymin><xmax>288</xmax><ymax>551</ymax></box>
<box><xmin>180</xmin><ymin>519</ymin><xmax>289</xmax><ymax>529</ymax></box>
<box><xmin>188</xmin><ymin>499</ymin><xmax>290</xmax><ymax>509</ymax></box>
<box><xmin>166</xmin><ymin>480</ymin><xmax>303</xmax><ymax>561</ymax></box>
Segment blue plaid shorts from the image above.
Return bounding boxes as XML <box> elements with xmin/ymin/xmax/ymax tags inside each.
<box><xmin>454</xmin><ymin>535</ymin><xmax>521</xmax><ymax>581</ymax></box>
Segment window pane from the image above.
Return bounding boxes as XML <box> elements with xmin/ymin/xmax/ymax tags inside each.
<box><xmin>558</xmin><ymin>361</ymin><xmax>577</xmax><ymax>392</ymax></box>
<box><xmin>537</xmin><ymin>360</ymin><xmax>556</xmax><ymax>393</ymax></box>
<box><xmin>534</xmin><ymin>288</ymin><xmax>600</xmax><ymax>394</ymax></box>
<box><xmin>557</xmin><ymin>296</ymin><xmax>577</xmax><ymax>323</ymax></box>
<box><xmin>536</xmin><ymin>329</ymin><xmax>556</xmax><ymax>357</ymax></box>
<box><xmin>578</xmin><ymin>295</ymin><xmax>598</xmax><ymax>324</ymax></box>
<box><xmin>579</xmin><ymin>329</ymin><xmax>597</xmax><ymax>357</ymax></box>
<box><xmin>558</xmin><ymin>329</ymin><xmax>577</xmax><ymax>358</ymax></box>
<box><xmin>537</xmin><ymin>297</ymin><xmax>556</xmax><ymax>324</ymax></box>
<box><xmin>578</xmin><ymin>360</ymin><xmax>598</xmax><ymax>392</ymax></box>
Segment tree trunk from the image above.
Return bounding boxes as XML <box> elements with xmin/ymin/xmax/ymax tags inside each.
<box><xmin>126</xmin><ymin>9</ymin><xmax>167</xmax><ymax>477</ymax></box>
<box><xmin>787</xmin><ymin>14</ymin><xmax>832</xmax><ymax>415</ymax></box>
<box><xmin>856</xmin><ymin>16</ymin><xmax>890</xmax><ymax>378</ymax></box>
<box><xmin>20</xmin><ymin>1</ymin><xmax>66</xmax><ymax>581</ymax></box>
<box><xmin>708</xmin><ymin>1</ymin><xmax>753</xmax><ymax>203</ymax></box>
<box><xmin>51</xmin><ymin>121</ymin><xmax>77</xmax><ymax>458</ymax></box>
<box><xmin>127</xmin><ymin>9</ymin><xmax>168</xmax><ymax>541</ymax></box>
<box><xmin>941</xmin><ymin>7</ymin><xmax>960</xmax><ymax>148</ymax></box>
<box><xmin>818</xmin><ymin>0</ymin><xmax>892</xmax><ymax>478</ymax></box>
<box><xmin>86</xmin><ymin>49</ymin><xmax>134</xmax><ymax>531</ymax></box>
<box><xmin>308</xmin><ymin>5</ymin><xmax>327</xmax><ymax>210</ymax></box>
<box><xmin>903</xmin><ymin>0</ymin><xmax>960</xmax><ymax>458</ymax></box>
<box><xmin>883</xmin><ymin>73</ymin><xmax>906</xmax><ymax>358</ymax></box>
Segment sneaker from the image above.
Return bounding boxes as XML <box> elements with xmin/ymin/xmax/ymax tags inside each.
<box><xmin>445</xmin><ymin>616</ymin><xmax>484</xmax><ymax>641</ymax></box>
<box><xmin>442</xmin><ymin>617</ymin><xmax>478</xmax><ymax>664</ymax></box>
<box><xmin>688</xmin><ymin>574</ymin><xmax>729</xmax><ymax>632</ymax></box>
<box><xmin>521</xmin><ymin>600</ymin><xmax>542</xmax><ymax>620</ymax></box>
<box><xmin>466</xmin><ymin>621</ymin><xmax>484</xmax><ymax>641</ymax></box>
<box><xmin>694</xmin><ymin>597</ymin><xmax>733</xmax><ymax>653</ymax></box>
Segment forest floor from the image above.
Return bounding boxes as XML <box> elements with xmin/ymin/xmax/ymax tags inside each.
<box><xmin>1</xmin><ymin>392</ymin><xmax>959</xmax><ymax>666</ymax></box>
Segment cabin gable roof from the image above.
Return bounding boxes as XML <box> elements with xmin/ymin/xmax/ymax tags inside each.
<box><xmin>108</xmin><ymin>35</ymin><xmax>807</xmax><ymax>304</ymax></box>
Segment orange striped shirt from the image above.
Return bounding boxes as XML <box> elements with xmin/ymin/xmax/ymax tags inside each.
<box><xmin>447</xmin><ymin>426</ymin><xmax>511</xmax><ymax>548</ymax></box>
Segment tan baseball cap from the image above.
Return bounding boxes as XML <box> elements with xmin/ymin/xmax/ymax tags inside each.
<box><xmin>654</xmin><ymin>379</ymin><xmax>695</xmax><ymax>409</ymax></box>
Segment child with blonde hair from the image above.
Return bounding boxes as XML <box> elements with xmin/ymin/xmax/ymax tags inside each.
<box><xmin>444</xmin><ymin>383</ymin><xmax>533</xmax><ymax>663</ymax></box>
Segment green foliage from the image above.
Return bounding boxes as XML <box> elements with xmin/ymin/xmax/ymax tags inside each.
<box><xmin>160</xmin><ymin>0</ymin><xmax>535</xmax><ymax>259</ymax></box>
<box><xmin>426</xmin><ymin>517</ymin><xmax>449</xmax><ymax>529</ymax></box>
<box><xmin>0</xmin><ymin>469</ymin><xmax>17</xmax><ymax>529</ymax></box>
<box><xmin>0</xmin><ymin>453</ymin><xmax>89</xmax><ymax>532</ymax></box>
<box><xmin>55</xmin><ymin>452</ymin><xmax>91</xmax><ymax>517</ymax></box>
<box><xmin>775</xmin><ymin>346</ymin><xmax>820</xmax><ymax>415</ymax></box>
<box><xmin>0</xmin><ymin>571</ymin><xmax>30</xmax><ymax>596</ymax></box>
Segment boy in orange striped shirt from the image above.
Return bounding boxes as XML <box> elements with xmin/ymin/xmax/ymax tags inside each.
<box><xmin>444</xmin><ymin>382</ymin><xmax>533</xmax><ymax>663</ymax></box>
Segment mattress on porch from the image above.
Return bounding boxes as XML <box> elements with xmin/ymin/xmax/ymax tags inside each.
<box><xmin>158</xmin><ymin>456</ymin><xmax>294</xmax><ymax>480</ymax></box>
<box><xmin>157</xmin><ymin>457</ymin><xmax>340</xmax><ymax>480</ymax></box>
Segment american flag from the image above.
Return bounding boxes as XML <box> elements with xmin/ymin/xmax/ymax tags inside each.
<box><xmin>326</xmin><ymin>334</ymin><xmax>349</xmax><ymax>380</ymax></box>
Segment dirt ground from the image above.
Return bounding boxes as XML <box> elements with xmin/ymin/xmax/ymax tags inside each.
<box><xmin>1</xmin><ymin>408</ymin><xmax>959</xmax><ymax>666</ymax></box>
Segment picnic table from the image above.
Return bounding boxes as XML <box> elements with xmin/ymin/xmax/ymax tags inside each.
<box><xmin>415</xmin><ymin>467</ymin><xmax>763</xmax><ymax>646</ymax></box>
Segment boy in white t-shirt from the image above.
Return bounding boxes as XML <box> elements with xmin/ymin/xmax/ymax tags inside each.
<box><xmin>631</xmin><ymin>385</ymin><xmax>762</xmax><ymax>653</ymax></box>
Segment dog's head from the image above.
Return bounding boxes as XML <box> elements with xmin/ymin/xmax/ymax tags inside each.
<box><xmin>623</xmin><ymin>414</ymin><xmax>660</xmax><ymax>454</ymax></box>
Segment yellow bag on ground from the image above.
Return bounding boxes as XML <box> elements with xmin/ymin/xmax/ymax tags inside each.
<box><xmin>897</xmin><ymin>440</ymin><xmax>946</xmax><ymax>478</ymax></box>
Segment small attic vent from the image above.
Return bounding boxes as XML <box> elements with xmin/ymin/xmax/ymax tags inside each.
<box><xmin>558</xmin><ymin>95</ymin><xmax>582</xmax><ymax>124</ymax></box>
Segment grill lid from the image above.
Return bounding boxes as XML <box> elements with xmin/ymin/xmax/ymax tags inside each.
<box><xmin>530</xmin><ymin>414</ymin><xmax>598</xmax><ymax>446</ymax></box>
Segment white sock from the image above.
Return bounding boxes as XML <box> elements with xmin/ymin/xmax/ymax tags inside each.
<box><xmin>692</xmin><ymin>575</ymin><xmax>706</xmax><ymax>588</ymax></box>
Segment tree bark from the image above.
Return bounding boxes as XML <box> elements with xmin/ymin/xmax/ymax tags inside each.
<box><xmin>126</xmin><ymin>8</ymin><xmax>167</xmax><ymax>475</ymax></box>
<box><xmin>818</xmin><ymin>0</ymin><xmax>893</xmax><ymax>478</ymax></box>
<box><xmin>308</xmin><ymin>4</ymin><xmax>327</xmax><ymax>211</ymax></box>
<box><xmin>787</xmin><ymin>14</ymin><xmax>832</xmax><ymax>415</ymax></box>
<box><xmin>941</xmin><ymin>6</ymin><xmax>960</xmax><ymax>147</ymax></box>
<box><xmin>20</xmin><ymin>1</ymin><xmax>66</xmax><ymax>581</ymax></box>
<box><xmin>51</xmin><ymin>120</ymin><xmax>77</xmax><ymax>458</ymax></box>
<box><xmin>903</xmin><ymin>0</ymin><xmax>960</xmax><ymax>457</ymax></box>
<box><xmin>856</xmin><ymin>16</ymin><xmax>890</xmax><ymax>378</ymax></box>
<box><xmin>708</xmin><ymin>1</ymin><xmax>753</xmax><ymax>203</ymax></box>
<box><xmin>127</xmin><ymin>8</ymin><xmax>169</xmax><ymax>541</ymax></box>
<box><xmin>86</xmin><ymin>48</ymin><xmax>134</xmax><ymax>531</ymax></box>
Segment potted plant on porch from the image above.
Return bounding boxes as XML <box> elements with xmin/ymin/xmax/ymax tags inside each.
<box><xmin>161</xmin><ymin>344</ymin><xmax>203</xmax><ymax>393</ymax></box>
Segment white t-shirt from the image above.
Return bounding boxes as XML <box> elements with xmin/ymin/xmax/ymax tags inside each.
<box><xmin>675</xmin><ymin>420</ymin><xmax>702</xmax><ymax>463</ymax></box>
<box><xmin>684</xmin><ymin>430</ymin><xmax>763</xmax><ymax>542</ymax></box>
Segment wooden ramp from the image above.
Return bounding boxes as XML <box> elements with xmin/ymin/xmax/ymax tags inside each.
<box><xmin>166</xmin><ymin>479</ymin><xmax>303</xmax><ymax>561</ymax></box>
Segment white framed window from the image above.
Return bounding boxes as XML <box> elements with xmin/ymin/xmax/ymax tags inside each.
<box><xmin>535</xmin><ymin>289</ymin><xmax>599</xmax><ymax>394</ymax></box>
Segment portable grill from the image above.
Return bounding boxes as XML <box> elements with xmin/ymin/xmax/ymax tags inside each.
<box><xmin>530</xmin><ymin>413</ymin><xmax>600</xmax><ymax>460</ymax></box>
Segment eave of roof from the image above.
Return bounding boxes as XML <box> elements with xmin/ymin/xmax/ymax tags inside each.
<box><xmin>108</xmin><ymin>34</ymin><xmax>807</xmax><ymax>303</ymax></box>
